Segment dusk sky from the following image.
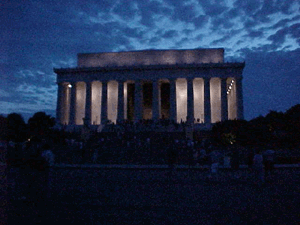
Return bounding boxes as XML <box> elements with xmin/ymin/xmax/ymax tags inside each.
<box><xmin>1</xmin><ymin>0</ymin><xmax>299</xmax><ymax>122</ymax></box>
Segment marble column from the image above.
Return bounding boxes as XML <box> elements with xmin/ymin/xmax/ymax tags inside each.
<box><xmin>204</xmin><ymin>78</ymin><xmax>211</xmax><ymax>124</ymax></box>
<box><xmin>84</xmin><ymin>81</ymin><xmax>92</xmax><ymax>125</ymax></box>
<box><xmin>117</xmin><ymin>80</ymin><xmax>124</xmax><ymax>123</ymax></box>
<box><xmin>101</xmin><ymin>81</ymin><xmax>108</xmax><ymax>124</ymax></box>
<box><xmin>187</xmin><ymin>78</ymin><xmax>194</xmax><ymax>124</ymax></box>
<box><xmin>152</xmin><ymin>80</ymin><xmax>159</xmax><ymax>121</ymax></box>
<box><xmin>134</xmin><ymin>80</ymin><xmax>143</xmax><ymax>122</ymax></box>
<box><xmin>56</xmin><ymin>82</ymin><xmax>64</xmax><ymax>124</ymax></box>
<box><xmin>69</xmin><ymin>82</ymin><xmax>77</xmax><ymax>125</ymax></box>
<box><xmin>221</xmin><ymin>78</ymin><xmax>228</xmax><ymax>121</ymax></box>
<box><xmin>169</xmin><ymin>78</ymin><xmax>177</xmax><ymax>123</ymax></box>
<box><xmin>236</xmin><ymin>77</ymin><xmax>244</xmax><ymax>120</ymax></box>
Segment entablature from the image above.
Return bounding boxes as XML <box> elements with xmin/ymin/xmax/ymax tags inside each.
<box><xmin>55</xmin><ymin>62</ymin><xmax>245</xmax><ymax>83</ymax></box>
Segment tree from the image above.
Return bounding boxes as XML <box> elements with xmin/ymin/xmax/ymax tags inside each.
<box><xmin>265</xmin><ymin>110</ymin><xmax>286</xmax><ymax>132</ymax></box>
<box><xmin>212</xmin><ymin>119</ymin><xmax>249</xmax><ymax>147</ymax></box>
<box><xmin>284</xmin><ymin>104</ymin><xmax>300</xmax><ymax>148</ymax></box>
<box><xmin>248</xmin><ymin>116</ymin><xmax>272</xmax><ymax>148</ymax></box>
<box><xmin>285</xmin><ymin>104</ymin><xmax>300</xmax><ymax>131</ymax></box>
<box><xmin>28</xmin><ymin>112</ymin><xmax>55</xmax><ymax>137</ymax></box>
<box><xmin>7</xmin><ymin>113</ymin><xmax>27</xmax><ymax>142</ymax></box>
<box><xmin>28</xmin><ymin>112</ymin><xmax>55</xmax><ymax>136</ymax></box>
<box><xmin>0</xmin><ymin>115</ymin><xmax>7</xmax><ymax>140</ymax></box>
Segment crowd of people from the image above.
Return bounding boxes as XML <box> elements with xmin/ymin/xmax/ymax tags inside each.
<box><xmin>2</xmin><ymin>128</ymin><xmax>277</xmax><ymax>204</ymax></box>
<box><xmin>3</xmin><ymin>128</ymin><xmax>277</xmax><ymax>173</ymax></box>
<box><xmin>5</xmin><ymin>138</ymin><xmax>54</xmax><ymax>203</ymax></box>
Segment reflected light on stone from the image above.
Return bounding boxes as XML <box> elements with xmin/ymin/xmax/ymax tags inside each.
<box><xmin>162</xmin><ymin>52</ymin><xmax>176</xmax><ymax>64</ymax></box>
<box><xmin>210</xmin><ymin>78</ymin><xmax>221</xmax><ymax>123</ymax></box>
<box><xmin>92</xmin><ymin>81</ymin><xmax>101</xmax><ymax>125</ymax></box>
<box><xmin>193</xmin><ymin>78</ymin><xmax>204</xmax><ymax>123</ymax></box>
<box><xmin>183</xmin><ymin>52</ymin><xmax>194</xmax><ymax>64</ymax></box>
<box><xmin>75</xmin><ymin>82</ymin><xmax>86</xmax><ymax>125</ymax></box>
<box><xmin>107</xmin><ymin>81</ymin><xmax>118</xmax><ymax>123</ymax></box>
<box><xmin>228</xmin><ymin>78</ymin><xmax>237</xmax><ymax>120</ymax></box>
<box><xmin>176</xmin><ymin>79</ymin><xmax>187</xmax><ymax>123</ymax></box>
<box><xmin>124</xmin><ymin>82</ymin><xmax>128</xmax><ymax>120</ymax></box>
<box><xmin>78</xmin><ymin>49</ymin><xmax>224</xmax><ymax>67</ymax></box>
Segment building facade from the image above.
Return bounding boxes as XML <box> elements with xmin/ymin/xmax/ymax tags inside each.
<box><xmin>54</xmin><ymin>48</ymin><xmax>245</xmax><ymax>127</ymax></box>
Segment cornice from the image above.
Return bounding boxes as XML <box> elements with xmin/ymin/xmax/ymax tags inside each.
<box><xmin>54</xmin><ymin>62</ymin><xmax>245</xmax><ymax>74</ymax></box>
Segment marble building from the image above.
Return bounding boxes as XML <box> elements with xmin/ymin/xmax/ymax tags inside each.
<box><xmin>54</xmin><ymin>48</ymin><xmax>245</xmax><ymax>128</ymax></box>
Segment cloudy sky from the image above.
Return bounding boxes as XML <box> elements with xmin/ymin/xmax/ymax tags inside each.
<box><xmin>1</xmin><ymin>0</ymin><xmax>299</xmax><ymax>121</ymax></box>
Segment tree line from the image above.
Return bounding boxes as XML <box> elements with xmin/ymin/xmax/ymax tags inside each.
<box><xmin>0</xmin><ymin>104</ymin><xmax>300</xmax><ymax>151</ymax></box>
<box><xmin>0</xmin><ymin>112</ymin><xmax>55</xmax><ymax>142</ymax></box>
<box><xmin>212</xmin><ymin>104</ymin><xmax>300</xmax><ymax>150</ymax></box>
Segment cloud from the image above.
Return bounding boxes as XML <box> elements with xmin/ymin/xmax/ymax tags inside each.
<box><xmin>0</xmin><ymin>100</ymin><xmax>56</xmax><ymax>121</ymax></box>
<box><xmin>242</xmin><ymin>48</ymin><xmax>300</xmax><ymax>119</ymax></box>
<box><xmin>268</xmin><ymin>23</ymin><xmax>300</xmax><ymax>47</ymax></box>
<box><xmin>271</xmin><ymin>15</ymin><xmax>300</xmax><ymax>29</ymax></box>
<box><xmin>0</xmin><ymin>89</ymin><xmax>10</xmax><ymax>98</ymax></box>
<box><xmin>192</xmin><ymin>15</ymin><xmax>209</xmax><ymax>28</ymax></box>
<box><xmin>210</xmin><ymin>16</ymin><xmax>236</xmax><ymax>30</ymax></box>
<box><xmin>1</xmin><ymin>0</ymin><xmax>300</xmax><ymax>121</ymax></box>
<box><xmin>289</xmin><ymin>23</ymin><xmax>300</xmax><ymax>44</ymax></box>
<box><xmin>173</xmin><ymin>4</ymin><xmax>198</xmax><ymax>23</ymax></box>
<box><xmin>0</xmin><ymin>83</ymin><xmax>58</xmax><ymax>118</ymax></box>
<box><xmin>162</xmin><ymin>30</ymin><xmax>178</xmax><ymax>39</ymax></box>
<box><xmin>246</xmin><ymin>30</ymin><xmax>264</xmax><ymax>38</ymax></box>
<box><xmin>174</xmin><ymin>37</ymin><xmax>190</xmax><ymax>48</ymax></box>
<box><xmin>210</xmin><ymin>29</ymin><xmax>243</xmax><ymax>46</ymax></box>
<box><xmin>233</xmin><ymin>0</ymin><xmax>262</xmax><ymax>15</ymax></box>
<box><xmin>198</xmin><ymin>1</ymin><xmax>229</xmax><ymax>16</ymax></box>
<box><xmin>255</xmin><ymin>0</ymin><xmax>298</xmax><ymax>19</ymax></box>
<box><xmin>137</xmin><ymin>0</ymin><xmax>172</xmax><ymax>27</ymax></box>
<box><xmin>112</xmin><ymin>0</ymin><xmax>138</xmax><ymax>20</ymax></box>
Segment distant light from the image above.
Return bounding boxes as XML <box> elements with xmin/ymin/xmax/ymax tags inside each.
<box><xmin>68</xmin><ymin>84</ymin><xmax>72</xmax><ymax>88</ymax></box>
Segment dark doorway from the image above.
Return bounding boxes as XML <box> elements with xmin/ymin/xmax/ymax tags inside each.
<box><xmin>160</xmin><ymin>82</ymin><xmax>170</xmax><ymax>119</ymax></box>
<box><xmin>127</xmin><ymin>83</ymin><xmax>135</xmax><ymax>121</ymax></box>
<box><xmin>143</xmin><ymin>82</ymin><xmax>152</xmax><ymax>119</ymax></box>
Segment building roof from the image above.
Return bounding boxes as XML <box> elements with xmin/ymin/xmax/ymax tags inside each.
<box><xmin>77</xmin><ymin>48</ymin><xmax>225</xmax><ymax>68</ymax></box>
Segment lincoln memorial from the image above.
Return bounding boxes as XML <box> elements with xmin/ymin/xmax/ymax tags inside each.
<box><xmin>54</xmin><ymin>48</ymin><xmax>245</xmax><ymax>128</ymax></box>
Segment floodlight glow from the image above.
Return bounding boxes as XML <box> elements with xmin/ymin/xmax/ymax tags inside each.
<box><xmin>228</xmin><ymin>78</ymin><xmax>237</xmax><ymax>120</ymax></box>
<box><xmin>107</xmin><ymin>81</ymin><xmax>118</xmax><ymax>124</ymax></box>
<box><xmin>91</xmin><ymin>81</ymin><xmax>101</xmax><ymax>125</ymax></box>
<box><xmin>75</xmin><ymin>82</ymin><xmax>86</xmax><ymax>125</ymax></box>
<box><xmin>176</xmin><ymin>79</ymin><xmax>187</xmax><ymax>123</ymax></box>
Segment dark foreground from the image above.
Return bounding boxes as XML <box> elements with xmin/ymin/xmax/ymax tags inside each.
<box><xmin>3</xmin><ymin>166</ymin><xmax>300</xmax><ymax>224</ymax></box>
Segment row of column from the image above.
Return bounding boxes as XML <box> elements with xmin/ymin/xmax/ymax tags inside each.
<box><xmin>56</xmin><ymin>77</ymin><xmax>243</xmax><ymax>125</ymax></box>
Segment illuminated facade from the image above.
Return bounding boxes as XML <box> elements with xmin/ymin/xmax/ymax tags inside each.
<box><xmin>54</xmin><ymin>48</ymin><xmax>245</xmax><ymax>127</ymax></box>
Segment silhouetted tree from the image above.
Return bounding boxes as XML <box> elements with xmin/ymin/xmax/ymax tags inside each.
<box><xmin>7</xmin><ymin>113</ymin><xmax>27</xmax><ymax>142</ymax></box>
<box><xmin>248</xmin><ymin>116</ymin><xmax>271</xmax><ymax>148</ymax></box>
<box><xmin>285</xmin><ymin>104</ymin><xmax>300</xmax><ymax>130</ymax></box>
<box><xmin>0</xmin><ymin>115</ymin><xmax>7</xmax><ymax>140</ymax></box>
<box><xmin>265</xmin><ymin>110</ymin><xmax>287</xmax><ymax>132</ymax></box>
<box><xmin>263</xmin><ymin>110</ymin><xmax>288</xmax><ymax>148</ymax></box>
<box><xmin>28</xmin><ymin>112</ymin><xmax>55</xmax><ymax>137</ymax></box>
<box><xmin>284</xmin><ymin>104</ymin><xmax>300</xmax><ymax>148</ymax></box>
<box><xmin>212</xmin><ymin>119</ymin><xmax>249</xmax><ymax>147</ymax></box>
